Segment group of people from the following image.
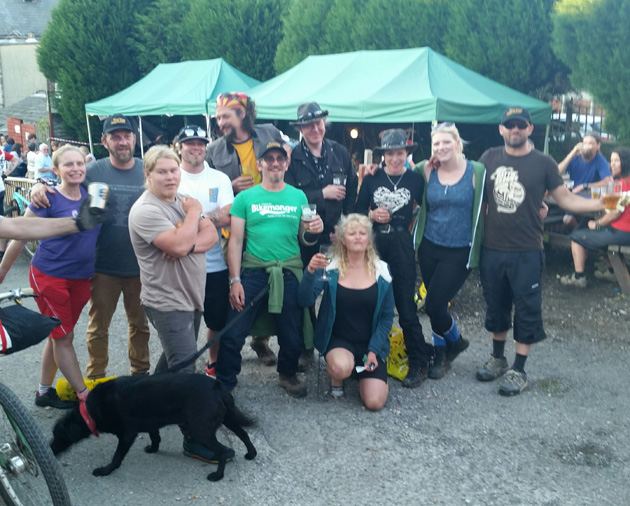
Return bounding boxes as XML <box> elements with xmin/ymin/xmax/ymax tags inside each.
<box><xmin>0</xmin><ymin>97</ymin><xmax>622</xmax><ymax>463</ymax></box>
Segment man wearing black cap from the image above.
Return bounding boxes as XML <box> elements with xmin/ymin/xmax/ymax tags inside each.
<box><xmin>31</xmin><ymin>114</ymin><xmax>151</xmax><ymax>379</ymax></box>
<box><xmin>216</xmin><ymin>141</ymin><xmax>323</xmax><ymax>397</ymax></box>
<box><xmin>286</xmin><ymin>102</ymin><xmax>357</xmax><ymax>369</ymax></box>
<box><xmin>177</xmin><ymin>125</ymin><xmax>234</xmax><ymax>378</ymax></box>
<box><xmin>477</xmin><ymin>107</ymin><xmax>604</xmax><ymax>396</ymax></box>
<box><xmin>207</xmin><ymin>92</ymin><xmax>293</xmax><ymax>366</ymax></box>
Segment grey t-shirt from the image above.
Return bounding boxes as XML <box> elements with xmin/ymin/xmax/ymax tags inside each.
<box><xmin>128</xmin><ymin>191</ymin><xmax>206</xmax><ymax>312</ymax></box>
<box><xmin>86</xmin><ymin>157</ymin><xmax>145</xmax><ymax>276</ymax></box>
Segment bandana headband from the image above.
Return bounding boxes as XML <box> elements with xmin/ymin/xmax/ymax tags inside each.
<box><xmin>216</xmin><ymin>92</ymin><xmax>248</xmax><ymax>110</ymax></box>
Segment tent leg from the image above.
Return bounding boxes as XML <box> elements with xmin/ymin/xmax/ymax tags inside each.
<box><xmin>204</xmin><ymin>114</ymin><xmax>210</xmax><ymax>140</ymax></box>
<box><xmin>86</xmin><ymin>115</ymin><xmax>94</xmax><ymax>154</ymax></box>
<box><xmin>139</xmin><ymin>116</ymin><xmax>144</xmax><ymax>159</ymax></box>
<box><xmin>543</xmin><ymin>123</ymin><xmax>550</xmax><ymax>155</ymax></box>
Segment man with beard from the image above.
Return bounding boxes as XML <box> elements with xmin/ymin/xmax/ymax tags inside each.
<box><xmin>216</xmin><ymin>141</ymin><xmax>322</xmax><ymax>397</ymax></box>
<box><xmin>206</xmin><ymin>92</ymin><xmax>292</xmax><ymax>367</ymax></box>
<box><xmin>558</xmin><ymin>133</ymin><xmax>612</xmax><ymax>193</ymax></box>
<box><xmin>476</xmin><ymin>107</ymin><xmax>604</xmax><ymax>396</ymax></box>
<box><xmin>31</xmin><ymin>115</ymin><xmax>151</xmax><ymax>379</ymax></box>
<box><xmin>177</xmin><ymin>125</ymin><xmax>234</xmax><ymax>378</ymax></box>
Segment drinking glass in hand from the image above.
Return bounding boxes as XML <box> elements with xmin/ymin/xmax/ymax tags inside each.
<box><xmin>333</xmin><ymin>175</ymin><xmax>347</xmax><ymax>186</ymax></box>
<box><xmin>319</xmin><ymin>244</ymin><xmax>333</xmax><ymax>281</ymax></box>
<box><xmin>301</xmin><ymin>203</ymin><xmax>317</xmax><ymax>231</ymax></box>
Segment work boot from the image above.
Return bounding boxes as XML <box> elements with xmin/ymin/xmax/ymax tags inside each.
<box><xmin>476</xmin><ymin>355</ymin><xmax>509</xmax><ymax>382</ymax></box>
<box><xmin>498</xmin><ymin>369</ymin><xmax>528</xmax><ymax>396</ymax></box>
<box><xmin>250</xmin><ymin>336</ymin><xmax>277</xmax><ymax>366</ymax></box>
<box><xmin>297</xmin><ymin>348</ymin><xmax>314</xmax><ymax>372</ymax></box>
<box><xmin>402</xmin><ymin>364</ymin><xmax>429</xmax><ymax>388</ymax></box>
<box><xmin>446</xmin><ymin>335</ymin><xmax>469</xmax><ymax>363</ymax></box>
<box><xmin>428</xmin><ymin>346</ymin><xmax>450</xmax><ymax>379</ymax></box>
<box><xmin>278</xmin><ymin>374</ymin><xmax>307</xmax><ymax>398</ymax></box>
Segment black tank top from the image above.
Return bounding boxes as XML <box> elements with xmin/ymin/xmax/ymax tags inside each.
<box><xmin>332</xmin><ymin>282</ymin><xmax>378</xmax><ymax>344</ymax></box>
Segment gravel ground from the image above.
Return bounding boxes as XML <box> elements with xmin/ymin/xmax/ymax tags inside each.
<box><xmin>0</xmin><ymin>246</ymin><xmax>629</xmax><ymax>506</ymax></box>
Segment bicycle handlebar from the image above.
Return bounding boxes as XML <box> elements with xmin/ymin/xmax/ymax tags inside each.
<box><xmin>0</xmin><ymin>288</ymin><xmax>36</xmax><ymax>302</ymax></box>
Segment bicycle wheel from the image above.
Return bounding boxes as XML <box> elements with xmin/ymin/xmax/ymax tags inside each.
<box><xmin>3</xmin><ymin>202</ymin><xmax>20</xmax><ymax>219</ymax></box>
<box><xmin>24</xmin><ymin>241</ymin><xmax>38</xmax><ymax>260</ymax></box>
<box><xmin>0</xmin><ymin>383</ymin><xmax>71</xmax><ymax>505</ymax></box>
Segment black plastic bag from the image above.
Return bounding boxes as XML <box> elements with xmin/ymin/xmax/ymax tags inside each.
<box><xmin>0</xmin><ymin>305</ymin><xmax>60</xmax><ymax>354</ymax></box>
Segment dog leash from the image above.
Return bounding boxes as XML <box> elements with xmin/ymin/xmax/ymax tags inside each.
<box><xmin>162</xmin><ymin>284</ymin><xmax>270</xmax><ymax>374</ymax></box>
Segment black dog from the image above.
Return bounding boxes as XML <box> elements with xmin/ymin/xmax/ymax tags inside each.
<box><xmin>50</xmin><ymin>374</ymin><xmax>257</xmax><ymax>481</ymax></box>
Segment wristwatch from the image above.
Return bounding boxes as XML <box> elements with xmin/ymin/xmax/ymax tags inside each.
<box><xmin>229</xmin><ymin>276</ymin><xmax>241</xmax><ymax>287</ymax></box>
<box><xmin>584</xmin><ymin>183</ymin><xmax>589</xmax><ymax>190</ymax></box>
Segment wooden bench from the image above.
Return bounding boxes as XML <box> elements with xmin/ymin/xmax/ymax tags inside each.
<box><xmin>607</xmin><ymin>245</ymin><xmax>630</xmax><ymax>294</ymax></box>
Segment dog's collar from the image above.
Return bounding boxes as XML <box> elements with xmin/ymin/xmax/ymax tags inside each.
<box><xmin>79</xmin><ymin>401</ymin><xmax>99</xmax><ymax>437</ymax></box>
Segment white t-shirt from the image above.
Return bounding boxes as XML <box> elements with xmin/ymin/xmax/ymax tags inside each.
<box><xmin>178</xmin><ymin>162</ymin><xmax>234</xmax><ymax>273</ymax></box>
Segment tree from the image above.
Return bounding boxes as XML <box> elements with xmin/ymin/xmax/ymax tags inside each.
<box><xmin>37</xmin><ymin>0</ymin><xmax>153</xmax><ymax>140</ymax></box>
<box><xmin>182</xmin><ymin>0</ymin><xmax>288</xmax><ymax>81</ymax></box>
<box><xmin>275</xmin><ymin>0</ymin><xmax>449</xmax><ymax>74</ymax></box>
<box><xmin>132</xmin><ymin>0</ymin><xmax>192</xmax><ymax>74</ymax></box>
<box><xmin>552</xmin><ymin>0</ymin><xmax>630</xmax><ymax>139</ymax></box>
<box><xmin>443</xmin><ymin>0</ymin><xmax>568</xmax><ymax>97</ymax></box>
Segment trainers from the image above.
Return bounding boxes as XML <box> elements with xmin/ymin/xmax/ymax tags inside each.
<box><xmin>205</xmin><ymin>362</ymin><xmax>216</xmax><ymax>378</ymax></box>
<box><xmin>476</xmin><ymin>355</ymin><xmax>509</xmax><ymax>382</ymax></box>
<box><xmin>402</xmin><ymin>364</ymin><xmax>429</xmax><ymax>388</ymax></box>
<box><xmin>278</xmin><ymin>374</ymin><xmax>307</xmax><ymax>398</ymax></box>
<box><xmin>559</xmin><ymin>273</ymin><xmax>587</xmax><ymax>288</ymax></box>
<box><xmin>250</xmin><ymin>337</ymin><xmax>277</xmax><ymax>366</ymax></box>
<box><xmin>446</xmin><ymin>336</ymin><xmax>469</xmax><ymax>363</ymax></box>
<box><xmin>183</xmin><ymin>437</ymin><xmax>234</xmax><ymax>464</ymax></box>
<box><xmin>35</xmin><ymin>389</ymin><xmax>75</xmax><ymax>409</ymax></box>
<box><xmin>428</xmin><ymin>347</ymin><xmax>450</xmax><ymax>380</ymax></box>
<box><xmin>328</xmin><ymin>383</ymin><xmax>344</xmax><ymax>398</ymax></box>
<box><xmin>498</xmin><ymin>369</ymin><xmax>528</xmax><ymax>396</ymax></box>
<box><xmin>594</xmin><ymin>269</ymin><xmax>616</xmax><ymax>282</ymax></box>
<box><xmin>297</xmin><ymin>348</ymin><xmax>314</xmax><ymax>372</ymax></box>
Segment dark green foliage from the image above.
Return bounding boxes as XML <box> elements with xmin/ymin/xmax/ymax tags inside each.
<box><xmin>552</xmin><ymin>0</ymin><xmax>630</xmax><ymax>140</ymax></box>
<box><xmin>37</xmin><ymin>0</ymin><xmax>151</xmax><ymax>139</ymax></box>
<box><xmin>443</xmin><ymin>0</ymin><xmax>568</xmax><ymax>97</ymax></box>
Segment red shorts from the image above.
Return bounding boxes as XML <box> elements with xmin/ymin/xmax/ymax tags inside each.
<box><xmin>29</xmin><ymin>265</ymin><xmax>91</xmax><ymax>339</ymax></box>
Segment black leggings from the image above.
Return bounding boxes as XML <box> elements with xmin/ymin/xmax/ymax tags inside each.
<box><xmin>418</xmin><ymin>239</ymin><xmax>470</xmax><ymax>335</ymax></box>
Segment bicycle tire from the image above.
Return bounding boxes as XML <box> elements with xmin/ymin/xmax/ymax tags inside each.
<box><xmin>0</xmin><ymin>383</ymin><xmax>71</xmax><ymax>505</ymax></box>
<box><xmin>3</xmin><ymin>202</ymin><xmax>20</xmax><ymax>219</ymax></box>
<box><xmin>24</xmin><ymin>240</ymin><xmax>38</xmax><ymax>260</ymax></box>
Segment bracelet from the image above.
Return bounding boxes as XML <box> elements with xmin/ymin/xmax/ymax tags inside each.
<box><xmin>584</xmin><ymin>183</ymin><xmax>589</xmax><ymax>190</ymax></box>
<box><xmin>229</xmin><ymin>276</ymin><xmax>241</xmax><ymax>286</ymax></box>
<box><xmin>595</xmin><ymin>219</ymin><xmax>601</xmax><ymax>230</ymax></box>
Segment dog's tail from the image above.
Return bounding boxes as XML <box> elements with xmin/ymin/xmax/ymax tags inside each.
<box><xmin>213</xmin><ymin>381</ymin><xmax>256</xmax><ymax>427</ymax></box>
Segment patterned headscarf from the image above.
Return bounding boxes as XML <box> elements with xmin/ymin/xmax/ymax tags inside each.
<box><xmin>216</xmin><ymin>92</ymin><xmax>248</xmax><ymax>111</ymax></box>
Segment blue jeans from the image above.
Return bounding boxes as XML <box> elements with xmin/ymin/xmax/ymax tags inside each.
<box><xmin>216</xmin><ymin>269</ymin><xmax>303</xmax><ymax>390</ymax></box>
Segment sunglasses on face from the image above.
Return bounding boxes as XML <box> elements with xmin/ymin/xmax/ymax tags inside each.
<box><xmin>263</xmin><ymin>154</ymin><xmax>287</xmax><ymax>164</ymax></box>
<box><xmin>503</xmin><ymin>121</ymin><xmax>528</xmax><ymax>130</ymax></box>
<box><xmin>183</xmin><ymin>127</ymin><xmax>206</xmax><ymax>138</ymax></box>
<box><xmin>431</xmin><ymin>122</ymin><xmax>455</xmax><ymax>132</ymax></box>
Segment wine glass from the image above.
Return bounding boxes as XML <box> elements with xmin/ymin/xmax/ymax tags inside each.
<box><xmin>319</xmin><ymin>244</ymin><xmax>333</xmax><ymax>281</ymax></box>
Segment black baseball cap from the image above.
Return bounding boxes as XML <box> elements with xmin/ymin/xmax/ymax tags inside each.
<box><xmin>178</xmin><ymin>125</ymin><xmax>209</xmax><ymax>144</ymax></box>
<box><xmin>259</xmin><ymin>141</ymin><xmax>288</xmax><ymax>159</ymax></box>
<box><xmin>501</xmin><ymin>107</ymin><xmax>531</xmax><ymax>125</ymax></box>
<box><xmin>102</xmin><ymin>114</ymin><xmax>134</xmax><ymax>134</ymax></box>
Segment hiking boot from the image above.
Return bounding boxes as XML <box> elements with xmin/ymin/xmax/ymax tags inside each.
<box><xmin>278</xmin><ymin>374</ymin><xmax>307</xmax><ymax>398</ymax></box>
<box><xmin>205</xmin><ymin>362</ymin><xmax>216</xmax><ymax>379</ymax></box>
<box><xmin>559</xmin><ymin>273</ymin><xmax>587</xmax><ymax>288</ymax></box>
<box><xmin>250</xmin><ymin>336</ymin><xmax>277</xmax><ymax>366</ymax></box>
<box><xmin>297</xmin><ymin>348</ymin><xmax>315</xmax><ymax>372</ymax></box>
<box><xmin>446</xmin><ymin>335</ymin><xmax>469</xmax><ymax>363</ymax></box>
<box><xmin>498</xmin><ymin>369</ymin><xmax>528</xmax><ymax>396</ymax></box>
<box><xmin>328</xmin><ymin>382</ymin><xmax>344</xmax><ymax>399</ymax></box>
<box><xmin>476</xmin><ymin>355</ymin><xmax>509</xmax><ymax>382</ymax></box>
<box><xmin>428</xmin><ymin>347</ymin><xmax>450</xmax><ymax>379</ymax></box>
<box><xmin>594</xmin><ymin>269</ymin><xmax>616</xmax><ymax>282</ymax></box>
<box><xmin>183</xmin><ymin>436</ymin><xmax>234</xmax><ymax>464</ymax></box>
<box><xmin>35</xmin><ymin>389</ymin><xmax>75</xmax><ymax>409</ymax></box>
<box><xmin>402</xmin><ymin>364</ymin><xmax>429</xmax><ymax>388</ymax></box>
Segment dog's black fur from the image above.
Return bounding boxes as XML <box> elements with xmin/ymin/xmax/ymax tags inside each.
<box><xmin>50</xmin><ymin>374</ymin><xmax>256</xmax><ymax>481</ymax></box>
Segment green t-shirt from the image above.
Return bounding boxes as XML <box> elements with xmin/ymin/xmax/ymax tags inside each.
<box><xmin>230</xmin><ymin>184</ymin><xmax>308</xmax><ymax>262</ymax></box>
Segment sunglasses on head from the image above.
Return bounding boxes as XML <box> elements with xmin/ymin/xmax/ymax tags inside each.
<box><xmin>431</xmin><ymin>122</ymin><xmax>455</xmax><ymax>132</ymax></box>
<box><xmin>503</xmin><ymin>121</ymin><xmax>528</xmax><ymax>130</ymax></box>
<box><xmin>183</xmin><ymin>127</ymin><xmax>206</xmax><ymax>138</ymax></box>
<box><xmin>263</xmin><ymin>154</ymin><xmax>287</xmax><ymax>164</ymax></box>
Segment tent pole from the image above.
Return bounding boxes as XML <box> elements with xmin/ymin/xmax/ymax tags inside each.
<box><xmin>139</xmin><ymin>116</ymin><xmax>145</xmax><ymax>159</ymax></box>
<box><xmin>543</xmin><ymin>124</ymin><xmax>550</xmax><ymax>155</ymax></box>
<box><xmin>204</xmin><ymin>114</ymin><xmax>210</xmax><ymax>139</ymax></box>
<box><xmin>86</xmin><ymin>115</ymin><xmax>94</xmax><ymax>154</ymax></box>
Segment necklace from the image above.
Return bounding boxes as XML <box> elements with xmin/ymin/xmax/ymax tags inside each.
<box><xmin>385</xmin><ymin>169</ymin><xmax>406</xmax><ymax>190</ymax></box>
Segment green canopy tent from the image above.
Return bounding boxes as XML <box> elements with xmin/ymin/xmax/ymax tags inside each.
<box><xmin>249</xmin><ymin>47</ymin><xmax>552</xmax><ymax>149</ymax></box>
<box><xmin>84</xmin><ymin>59</ymin><xmax>259</xmax><ymax>154</ymax></box>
